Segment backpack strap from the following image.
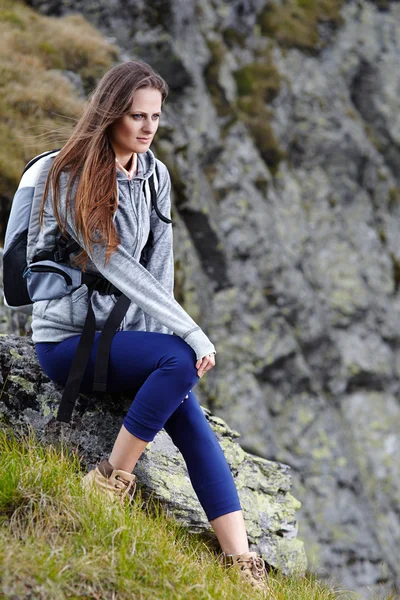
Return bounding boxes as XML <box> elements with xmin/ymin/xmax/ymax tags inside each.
<box><xmin>32</xmin><ymin>233</ymin><xmax>81</xmax><ymax>265</ymax></box>
<box><xmin>149</xmin><ymin>163</ymin><xmax>172</xmax><ymax>224</ymax></box>
<box><xmin>91</xmin><ymin>293</ymin><xmax>131</xmax><ymax>393</ymax></box>
<box><xmin>22</xmin><ymin>149</ymin><xmax>61</xmax><ymax>176</ymax></box>
<box><xmin>56</xmin><ymin>290</ymin><xmax>97</xmax><ymax>422</ymax></box>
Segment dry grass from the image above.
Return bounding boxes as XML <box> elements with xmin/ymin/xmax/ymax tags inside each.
<box><xmin>0</xmin><ymin>0</ymin><xmax>118</xmax><ymax>198</ymax></box>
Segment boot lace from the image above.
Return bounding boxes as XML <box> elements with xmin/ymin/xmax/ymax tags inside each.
<box><xmin>114</xmin><ymin>475</ymin><xmax>136</xmax><ymax>502</ymax></box>
<box><xmin>238</xmin><ymin>555</ymin><xmax>266</xmax><ymax>580</ymax></box>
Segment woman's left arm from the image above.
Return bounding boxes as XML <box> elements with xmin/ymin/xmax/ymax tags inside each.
<box><xmin>143</xmin><ymin>165</ymin><xmax>174</xmax><ymax>334</ymax></box>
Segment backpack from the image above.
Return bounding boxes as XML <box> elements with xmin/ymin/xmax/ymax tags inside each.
<box><xmin>3</xmin><ymin>149</ymin><xmax>172</xmax><ymax>423</ymax></box>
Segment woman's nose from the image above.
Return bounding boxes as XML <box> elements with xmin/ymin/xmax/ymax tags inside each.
<box><xmin>142</xmin><ymin>119</ymin><xmax>156</xmax><ymax>134</ymax></box>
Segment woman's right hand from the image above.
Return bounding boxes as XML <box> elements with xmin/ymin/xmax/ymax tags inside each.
<box><xmin>196</xmin><ymin>352</ymin><xmax>216</xmax><ymax>378</ymax></box>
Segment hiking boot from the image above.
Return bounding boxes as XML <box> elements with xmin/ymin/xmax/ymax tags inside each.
<box><xmin>219</xmin><ymin>551</ymin><xmax>271</xmax><ymax>592</ymax></box>
<box><xmin>82</xmin><ymin>458</ymin><xmax>137</xmax><ymax>505</ymax></box>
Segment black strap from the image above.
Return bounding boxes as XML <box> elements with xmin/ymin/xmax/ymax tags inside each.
<box><xmin>82</xmin><ymin>272</ymin><xmax>121</xmax><ymax>296</ymax></box>
<box><xmin>22</xmin><ymin>148</ymin><xmax>61</xmax><ymax>176</ymax></box>
<box><xmin>148</xmin><ymin>166</ymin><xmax>172</xmax><ymax>224</ymax></box>
<box><xmin>54</xmin><ymin>234</ymin><xmax>81</xmax><ymax>263</ymax></box>
<box><xmin>32</xmin><ymin>234</ymin><xmax>81</xmax><ymax>265</ymax></box>
<box><xmin>57</xmin><ymin>291</ymin><xmax>97</xmax><ymax>423</ymax></box>
<box><xmin>56</xmin><ymin>285</ymin><xmax>129</xmax><ymax>422</ymax></box>
<box><xmin>92</xmin><ymin>293</ymin><xmax>131</xmax><ymax>392</ymax></box>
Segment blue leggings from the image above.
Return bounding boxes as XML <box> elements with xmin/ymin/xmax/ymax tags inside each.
<box><xmin>35</xmin><ymin>331</ymin><xmax>241</xmax><ymax>521</ymax></box>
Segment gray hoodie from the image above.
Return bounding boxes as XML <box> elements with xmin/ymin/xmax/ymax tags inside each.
<box><xmin>31</xmin><ymin>149</ymin><xmax>216</xmax><ymax>360</ymax></box>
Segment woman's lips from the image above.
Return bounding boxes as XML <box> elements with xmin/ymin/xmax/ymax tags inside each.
<box><xmin>137</xmin><ymin>137</ymin><xmax>150</xmax><ymax>142</ymax></box>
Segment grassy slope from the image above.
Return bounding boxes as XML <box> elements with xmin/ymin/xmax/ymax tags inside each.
<box><xmin>0</xmin><ymin>425</ymin><xmax>365</xmax><ymax>600</ymax></box>
<box><xmin>0</xmin><ymin>0</ymin><xmax>117</xmax><ymax>200</ymax></box>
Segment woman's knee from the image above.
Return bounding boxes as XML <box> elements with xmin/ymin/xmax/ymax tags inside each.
<box><xmin>158</xmin><ymin>336</ymin><xmax>198</xmax><ymax>384</ymax></box>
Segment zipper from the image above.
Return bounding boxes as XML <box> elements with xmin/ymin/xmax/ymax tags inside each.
<box><xmin>129</xmin><ymin>179</ymin><xmax>138</xmax><ymax>218</ymax></box>
<box><xmin>135</xmin><ymin>180</ymin><xmax>144</xmax><ymax>257</ymax></box>
<box><xmin>119</xmin><ymin>179</ymin><xmax>142</xmax><ymax>332</ymax></box>
<box><xmin>115</xmin><ymin>177</ymin><xmax>145</xmax><ymax>332</ymax></box>
<box><xmin>129</xmin><ymin>179</ymin><xmax>142</xmax><ymax>259</ymax></box>
<box><xmin>113</xmin><ymin>184</ymin><xmax>119</xmax><ymax>223</ymax></box>
<box><xmin>23</xmin><ymin>265</ymin><xmax>73</xmax><ymax>286</ymax></box>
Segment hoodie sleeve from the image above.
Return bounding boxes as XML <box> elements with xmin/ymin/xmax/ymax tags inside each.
<box><xmin>57</xmin><ymin>169</ymin><xmax>216</xmax><ymax>361</ymax></box>
<box><xmin>142</xmin><ymin>164</ymin><xmax>175</xmax><ymax>335</ymax></box>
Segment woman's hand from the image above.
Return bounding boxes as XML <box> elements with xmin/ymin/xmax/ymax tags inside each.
<box><xmin>183</xmin><ymin>354</ymin><xmax>216</xmax><ymax>399</ymax></box>
<box><xmin>196</xmin><ymin>352</ymin><xmax>216</xmax><ymax>378</ymax></box>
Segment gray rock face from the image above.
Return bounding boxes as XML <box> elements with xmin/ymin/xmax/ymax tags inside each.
<box><xmin>0</xmin><ymin>334</ymin><xmax>306</xmax><ymax>575</ymax></box>
<box><xmin>8</xmin><ymin>0</ymin><xmax>400</xmax><ymax>597</ymax></box>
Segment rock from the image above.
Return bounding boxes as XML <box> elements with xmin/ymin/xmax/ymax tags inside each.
<box><xmin>0</xmin><ymin>333</ymin><xmax>307</xmax><ymax>576</ymax></box>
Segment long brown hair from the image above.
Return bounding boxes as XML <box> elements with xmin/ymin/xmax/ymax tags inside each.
<box><xmin>40</xmin><ymin>60</ymin><xmax>169</xmax><ymax>271</ymax></box>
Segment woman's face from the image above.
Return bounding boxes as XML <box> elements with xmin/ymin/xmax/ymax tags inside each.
<box><xmin>108</xmin><ymin>87</ymin><xmax>162</xmax><ymax>157</ymax></box>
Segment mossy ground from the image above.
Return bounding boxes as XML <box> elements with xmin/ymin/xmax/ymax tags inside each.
<box><xmin>0</xmin><ymin>0</ymin><xmax>117</xmax><ymax>202</ymax></box>
<box><xmin>0</xmin><ymin>424</ymin><xmax>370</xmax><ymax>599</ymax></box>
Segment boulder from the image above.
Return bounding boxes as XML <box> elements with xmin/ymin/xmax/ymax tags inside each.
<box><xmin>0</xmin><ymin>333</ymin><xmax>307</xmax><ymax>576</ymax></box>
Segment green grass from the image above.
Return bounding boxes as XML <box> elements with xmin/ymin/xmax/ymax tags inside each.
<box><xmin>0</xmin><ymin>424</ymin><xmax>373</xmax><ymax>599</ymax></box>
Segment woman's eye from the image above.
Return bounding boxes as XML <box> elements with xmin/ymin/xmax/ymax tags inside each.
<box><xmin>131</xmin><ymin>114</ymin><xmax>160</xmax><ymax>120</ymax></box>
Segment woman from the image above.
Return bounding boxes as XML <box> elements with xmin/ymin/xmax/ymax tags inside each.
<box><xmin>33</xmin><ymin>60</ymin><xmax>269</xmax><ymax>591</ymax></box>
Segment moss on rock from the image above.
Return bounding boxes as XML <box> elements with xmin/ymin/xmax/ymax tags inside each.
<box><xmin>388</xmin><ymin>187</ymin><xmax>400</xmax><ymax>212</ymax></box>
<box><xmin>233</xmin><ymin>62</ymin><xmax>281</xmax><ymax>103</ymax></box>
<box><xmin>204</xmin><ymin>38</ymin><xmax>233</xmax><ymax>118</ymax></box>
<box><xmin>222</xmin><ymin>26</ymin><xmax>247</xmax><ymax>49</ymax></box>
<box><xmin>233</xmin><ymin>55</ymin><xmax>285</xmax><ymax>171</ymax></box>
<box><xmin>258</xmin><ymin>0</ymin><xmax>344</xmax><ymax>53</ymax></box>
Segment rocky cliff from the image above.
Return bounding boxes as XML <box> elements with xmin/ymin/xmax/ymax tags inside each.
<box><xmin>2</xmin><ymin>0</ymin><xmax>400</xmax><ymax>597</ymax></box>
